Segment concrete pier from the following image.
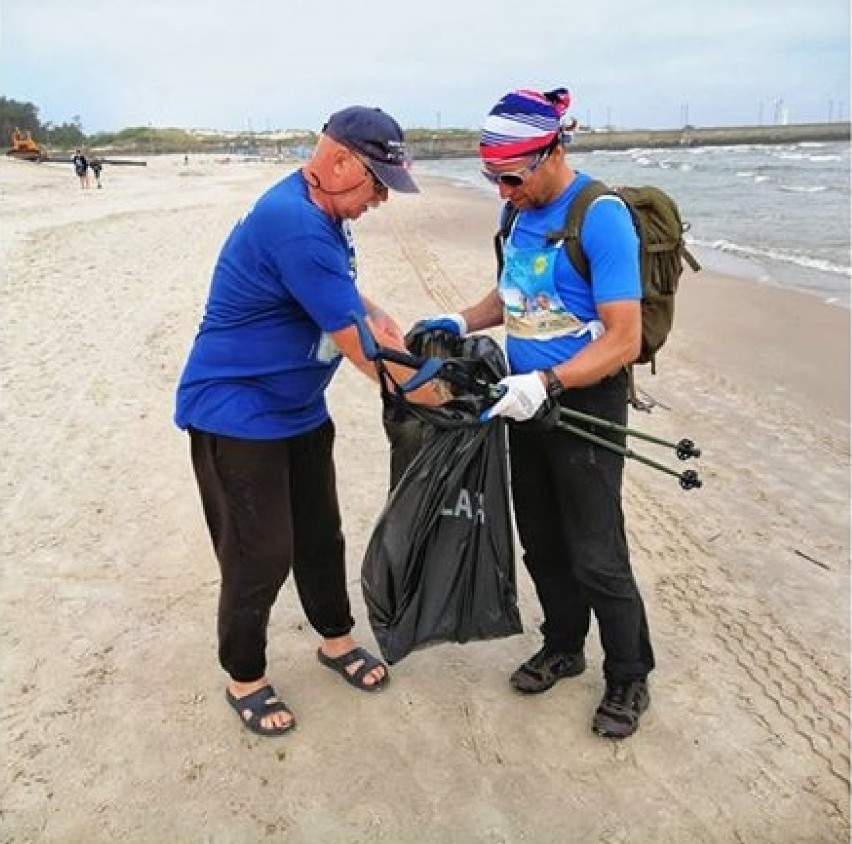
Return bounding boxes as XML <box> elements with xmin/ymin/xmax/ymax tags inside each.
<box><xmin>409</xmin><ymin>122</ymin><xmax>851</xmax><ymax>159</ymax></box>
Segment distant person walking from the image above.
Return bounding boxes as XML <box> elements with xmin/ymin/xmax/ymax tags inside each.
<box><xmin>90</xmin><ymin>158</ymin><xmax>103</xmax><ymax>189</ymax></box>
<box><xmin>72</xmin><ymin>149</ymin><xmax>89</xmax><ymax>189</ymax></box>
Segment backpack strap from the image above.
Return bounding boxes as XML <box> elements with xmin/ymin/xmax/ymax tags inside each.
<box><xmin>547</xmin><ymin>179</ymin><xmax>643</xmax><ymax>402</ymax></box>
<box><xmin>493</xmin><ymin>201</ymin><xmax>519</xmax><ymax>277</ymax></box>
<box><xmin>681</xmin><ymin>236</ymin><xmax>702</xmax><ymax>272</ymax></box>
<box><xmin>544</xmin><ymin>179</ymin><xmax>613</xmax><ymax>283</ymax></box>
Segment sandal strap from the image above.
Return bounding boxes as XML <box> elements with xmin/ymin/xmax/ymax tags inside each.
<box><xmin>317</xmin><ymin>646</ymin><xmax>389</xmax><ymax>691</ymax></box>
<box><xmin>228</xmin><ymin>685</ymin><xmax>292</xmax><ymax>721</ymax></box>
<box><xmin>342</xmin><ymin>647</ymin><xmax>382</xmax><ymax>682</ymax></box>
<box><xmin>230</xmin><ymin>684</ymin><xmax>276</xmax><ymax>709</ymax></box>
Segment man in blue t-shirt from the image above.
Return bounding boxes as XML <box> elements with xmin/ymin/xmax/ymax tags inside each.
<box><xmin>175</xmin><ymin>106</ymin><xmax>444</xmax><ymax>737</ymax></box>
<box><xmin>414</xmin><ymin>88</ymin><xmax>655</xmax><ymax>739</ymax></box>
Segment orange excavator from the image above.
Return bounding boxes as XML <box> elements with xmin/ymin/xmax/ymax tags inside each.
<box><xmin>6</xmin><ymin>127</ymin><xmax>46</xmax><ymax>161</ymax></box>
<box><xmin>4</xmin><ymin>128</ymin><xmax>147</xmax><ymax>167</ymax></box>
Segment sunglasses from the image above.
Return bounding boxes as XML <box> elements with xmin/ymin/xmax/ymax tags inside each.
<box><xmin>481</xmin><ymin>141</ymin><xmax>557</xmax><ymax>187</ymax></box>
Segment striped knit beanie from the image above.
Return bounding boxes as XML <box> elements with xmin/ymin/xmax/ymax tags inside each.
<box><xmin>479</xmin><ymin>88</ymin><xmax>575</xmax><ymax>164</ymax></box>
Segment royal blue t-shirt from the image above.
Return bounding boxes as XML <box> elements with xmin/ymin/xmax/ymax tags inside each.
<box><xmin>174</xmin><ymin>170</ymin><xmax>366</xmax><ymax>439</ymax></box>
<box><xmin>501</xmin><ymin>172</ymin><xmax>640</xmax><ymax>375</ymax></box>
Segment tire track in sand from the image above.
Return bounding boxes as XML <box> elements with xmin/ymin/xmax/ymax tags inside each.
<box><xmin>384</xmin><ymin>207</ymin><xmax>466</xmax><ymax>311</ymax></box>
<box><xmin>627</xmin><ymin>480</ymin><xmax>850</xmax><ymax>831</ymax></box>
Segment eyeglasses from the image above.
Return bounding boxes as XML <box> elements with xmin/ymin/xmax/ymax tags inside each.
<box><xmin>481</xmin><ymin>142</ymin><xmax>557</xmax><ymax>188</ymax></box>
<box><xmin>354</xmin><ymin>154</ymin><xmax>387</xmax><ymax>195</ymax></box>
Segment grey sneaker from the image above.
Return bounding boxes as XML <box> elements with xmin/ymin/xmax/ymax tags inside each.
<box><xmin>592</xmin><ymin>679</ymin><xmax>650</xmax><ymax>739</ymax></box>
<box><xmin>510</xmin><ymin>646</ymin><xmax>586</xmax><ymax>694</ymax></box>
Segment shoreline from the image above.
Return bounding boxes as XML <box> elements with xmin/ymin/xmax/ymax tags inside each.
<box><xmin>413</xmin><ymin>153</ymin><xmax>852</xmax><ymax>312</ymax></box>
<box><xmin>1</xmin><ymin>155</ymin><xmax>848</xmax><ymax>843</ymax></box>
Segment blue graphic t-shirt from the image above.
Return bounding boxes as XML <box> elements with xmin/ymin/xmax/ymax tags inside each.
<box><xmin>500</xmin><ymin>172</ymin><xmax>640</xmax><ymax>374</ymax></box>
<box><xmin>174</xmin><ymin>170</ymin><xmax>365</xmax><ymax>439</ymax></box>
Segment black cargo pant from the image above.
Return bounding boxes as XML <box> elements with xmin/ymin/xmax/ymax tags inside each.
<box><xmin>508</xmin><ymin>370</ymin><xmax>655</xmax><ymax>682</ymax></box>
<box><xmin>188</xmin><ymin>420</ymin><xmax>354</xmax><ymax>682</ymax></box>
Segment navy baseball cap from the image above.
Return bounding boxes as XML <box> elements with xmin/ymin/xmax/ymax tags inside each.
<box><xmin>323</xmin><ymin>106</ymin><xmax>419</xmax><ymax>194</ymax></box>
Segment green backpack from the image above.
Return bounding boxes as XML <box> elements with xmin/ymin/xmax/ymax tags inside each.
<box><xmin>494</xmin><ymin>181</ymin><xmax>701</xmax><ymax>398</ymax></box>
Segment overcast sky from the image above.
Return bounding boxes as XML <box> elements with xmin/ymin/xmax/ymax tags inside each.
<box><xmin>2</xmin><ymin>0</ymin><xmax>849</xmax><ymax>134</ymax></box>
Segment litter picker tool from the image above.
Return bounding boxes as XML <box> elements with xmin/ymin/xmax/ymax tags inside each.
<box><xmin>351</xmin><ymin>312</ymin><xmax>702</xmax><ymax>490</ymax></box>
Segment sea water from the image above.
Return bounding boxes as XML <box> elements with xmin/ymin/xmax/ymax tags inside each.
<box><xmin>416</xmin><ymin>141</ymin><xmax>851</xmax><ymax>308</ymax></box>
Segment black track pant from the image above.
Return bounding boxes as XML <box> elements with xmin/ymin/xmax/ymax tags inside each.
<box><xmin>508</xmin><ymin>372</ymin><xmax>655</xmax><ymax>682</ymax></box>
<box><xmin>188</xmin><ymin>421</ymin><xmax>353</xmax><ymax>682</ymax></box>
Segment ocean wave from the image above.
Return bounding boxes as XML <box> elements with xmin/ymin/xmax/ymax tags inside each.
<box><xmin>590</xmin><ymin>148</ymin><xmax>637</xmax><ymax>156</ymax></box>
<box><xmin>655</xmin><ymin>160</ymin><xmax>695</xmax><ymax>171</ymax></box>
<box><xmin>779</xmin><ymin>184</ymin><xmax>828</xmax><ymax>193</ymax></box>
<box><xmin>692</xmin><ymin>237</ymin><xmax>851</xmax><ymax>276</ymax></box>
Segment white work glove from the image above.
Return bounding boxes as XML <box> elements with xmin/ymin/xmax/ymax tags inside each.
<box><xmin>480</xmin><ymin>371</ymin><xmax>547</xmax><ymax>422</ymax></box>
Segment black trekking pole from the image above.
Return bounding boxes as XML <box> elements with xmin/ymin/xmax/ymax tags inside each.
<box><xmin>553</xmin><ymin>416</ymin><xmax>702</xmax><ymax>490</ymax></box>
<box><xmin>557</xmin><ymin>406</ymin><xmax>701</xmax><ymax>461</ymax></box>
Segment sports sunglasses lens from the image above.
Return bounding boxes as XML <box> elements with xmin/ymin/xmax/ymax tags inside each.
<box><xmin>481</xmin><ymin>170</ymin><xmax>524</xmax><ymax>187</ymax></box>
<box><xmin>498</xmin><ymin>173</ymin><xmax>524</xmax><ymax>187</ymax></box>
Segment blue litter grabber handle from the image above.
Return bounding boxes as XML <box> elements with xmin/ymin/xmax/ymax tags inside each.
<box><xmin>349</xmin><ymin>310</ymin><xmax>500</xmax><ymax>396</ymax></box>
<box><xmin>399</xmin><ymin>357</ymin><xmax>447</xmax><ymax>391</ymax></box>
<box><xmin>351</xmin><ymin>310</ymin><xmax>382</xmax><ymax>361</ymax></box>
<box><xmin>350</xmin><ymin>310</ymin><xmax>439</xmax><ymax>390</ymax></box>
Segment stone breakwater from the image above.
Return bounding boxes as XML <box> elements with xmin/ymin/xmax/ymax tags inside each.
<box><xmin>409</xmin><ymin>122</ymin><xmax>851</xmax><ymax>159</ymax></box>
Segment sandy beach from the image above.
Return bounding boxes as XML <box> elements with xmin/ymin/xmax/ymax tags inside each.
<box><xmin>1</xmin><ymin>153</ymin><xmax>849</xmax><ymax>844</ymax></box>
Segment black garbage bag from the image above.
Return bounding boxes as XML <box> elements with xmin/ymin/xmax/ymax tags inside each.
<box><xmin>363</xmin><ymin>332</ymin><xmax>523</xmax><ymax>664</ymax></box>
<box><xmin>380</xmin><ymin>328</ymin><xmax>508</xmax><ymax>487</ymax></box>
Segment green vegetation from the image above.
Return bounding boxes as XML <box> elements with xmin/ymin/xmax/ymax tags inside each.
<box><xmin>0</xmin><ymin>95</ymin><xmax>308</xmax><ymax>154</ymax></box>
<box><xmin>0</xmin><ymin>96</ymin><xmax>87</xmax><ymax>148</ymax></box>
<box><xmin>1</xmin><ymin>95</ymin><xmax>484</xmax><ymax>156</ymax></box>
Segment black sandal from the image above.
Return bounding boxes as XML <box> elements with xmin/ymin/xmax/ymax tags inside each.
<box><xmin>317</xmin><ymin>646</ymin><xmax>390</xmax><ymax>692</ymax></box>
<box><xmin>225</xmin><ymin>685</ymin><xmax>296</xmax><ymax>736</ymax></box>
<box><xmin>510</xmin><ymin>647</ymin><xmax>586</xmax><ymax>694</ymax></box>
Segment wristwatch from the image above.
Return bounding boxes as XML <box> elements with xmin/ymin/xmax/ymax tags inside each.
<box><xmin>543</xmin><ymin>368</ymin><xmax>563</xmax><ymax>401</ymax></box>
